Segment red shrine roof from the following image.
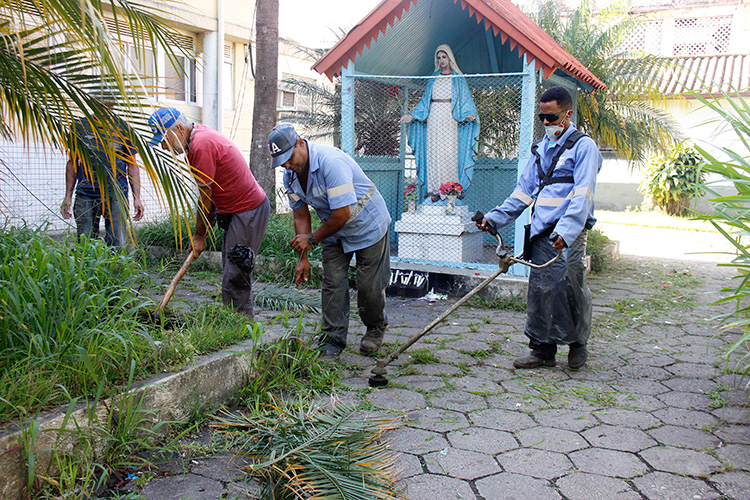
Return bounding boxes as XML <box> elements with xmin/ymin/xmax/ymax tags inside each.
<box><xmin>312</xmin><ymin>0</ymin><xmax>606</xmax><ymax>90</ymax></box>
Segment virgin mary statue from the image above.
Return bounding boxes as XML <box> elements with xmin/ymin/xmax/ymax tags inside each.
<box><xmin>400</xmin><ymin>44</ymin><xmax>480</xmax><ymax>202</ymax></box>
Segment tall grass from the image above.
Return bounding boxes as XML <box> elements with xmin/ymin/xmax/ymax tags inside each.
<box><xmin>0</xmin><ymin>227</ymin><xmax>157</xmax><ymax>421</ymax></box>
<box><xmin>0</xmin><ymin>227</ymin><xmax>256</xmax><ymax>424</ymax></box>
<box><xmin>135</xmin><ymin>211</ymin><xmax>323</xmax><ymax>286</ymax></box>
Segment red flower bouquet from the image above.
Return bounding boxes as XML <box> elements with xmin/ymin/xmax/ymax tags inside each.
<box><xmin>439</xmin><ymin>181</ymin><xmax>463</xmax><ymax>196</ymax></box>
<box><xmin>404</xmin><ymin>183</ymin><xmax>417</xmax><ymax>201</ymax></box>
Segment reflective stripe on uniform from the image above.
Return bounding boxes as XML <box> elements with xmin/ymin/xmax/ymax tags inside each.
<box><xmin>347</xmin><ymin>182</ymin><xmax>377</xmax><ymax>223</ymax></box>
<box><xmin>327</xmin><ymin>182</ymin><xmax>354</xmax><ymax>199</ymax></box>
<box><xmin>537</xmin><ymin>187</ymin><xmax>592</xmax><ymax>207</ymax></box>
<box><xmin>512</xmin><ymin>189</ymin><xmax>534</xmax><ymax>206</ymax></box>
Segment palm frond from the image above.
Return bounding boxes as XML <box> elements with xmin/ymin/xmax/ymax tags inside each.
<box><xmin>532</xmin><ymin>0</ymin><xmax>682</xmax><ymax>164</ymax></box>
<box><xmin>214</xmin><ymin>399</ymin><xmax>404</xmax><ymax>500</ymax></box>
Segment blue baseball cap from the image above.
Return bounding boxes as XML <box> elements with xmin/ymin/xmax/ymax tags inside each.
<box><xmin>268</xmin><ymin>124</ymin><xmax>299</xmax><ymax>168</ymax></box>
<box><xmin>148</xmin><ymin>107</ymin><xmax>182</xmax><ymax>146</ymax></box>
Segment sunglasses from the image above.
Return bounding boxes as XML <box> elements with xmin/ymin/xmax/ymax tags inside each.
<box><xmin>538</xmin><ymin>111</ymin><xmax>569</xmax><ymax>123</ymax></box>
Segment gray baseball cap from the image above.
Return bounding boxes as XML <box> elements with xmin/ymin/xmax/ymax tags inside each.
<box><xmin>268</xmin><ymin>124</ymin><xmax>299</xmax><ymax>168</ymax></box>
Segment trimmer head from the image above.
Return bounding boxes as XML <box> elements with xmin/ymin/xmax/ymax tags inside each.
<box><xmin>368</xmin><ymin>365</ymin><xmax>389</xmax><ymax>388</ymax></box>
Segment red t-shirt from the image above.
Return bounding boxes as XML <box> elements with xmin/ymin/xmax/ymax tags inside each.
<box><xmin>188</xmin><ymin>124</ymin><xmax>266</xmax><ymax>214</ymax></box>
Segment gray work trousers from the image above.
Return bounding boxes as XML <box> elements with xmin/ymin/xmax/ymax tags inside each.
<box><xmin>320</xmin><ymin>231</ymin><xmax>390</xmax><ymax>349</ymax></box>
<box><xmin>221</xmin><ymin>197</ymin><xmax>270</xmax><ymax>318</ymax></box>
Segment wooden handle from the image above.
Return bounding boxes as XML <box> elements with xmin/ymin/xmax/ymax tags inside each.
<box><xmin>158</xmin><ymin>252</ymin><xmax>195</xmax><ymax>311</ymax></box>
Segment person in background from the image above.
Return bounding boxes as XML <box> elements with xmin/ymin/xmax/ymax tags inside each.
<box><xmin>61</xmin><ymin>119</ymin><xmax>144</xmax><ymax>246</ymax></box>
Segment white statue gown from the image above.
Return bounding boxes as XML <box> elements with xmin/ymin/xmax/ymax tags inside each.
<box><xmin>425</xmin><ymin>76</ymin><xmax>458</xmax><ymax>193</ymax></box>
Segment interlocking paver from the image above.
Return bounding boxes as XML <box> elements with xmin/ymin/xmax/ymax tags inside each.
<box><xmin>517</xmin><ymin>426</ymin><xmax>588</xmax><ymax>453</ymax></box>
<box><xmin>128</xmin><ymin>252</ymin><xmax>750</xmax><ymax>500</ymax></box>
<box><xmin>394</xmin><ymin>452</ymin><xmax>423</xmax><ymax>479</ymax></box>
<box><xmin>556</xmin><ymin>472</ymin><xmax>642</xmax><ymax>500</ymax></box>
<box><xmin>664</xmin><ymin>362</ymin><xmax>720</xmax><ymax>379</ymax></box>
<box><xmin>581</xmin><ymin>424</ymin><xmax>657</xmax><ymax>452</ymax></box>
<box><xmin>662</xmin><ymin>377</ymin><xmax>717</xmax><ymax>393</ymax></box>
<box><xmin>403</xmin><ymin>407</ymin><xmax>469</xmax><ymax>432</ymax></box>
<box><xmin>475</xmin><ymin>472</ymin><xmax>562</xmax><ymax>500</ymax></box>
<box><xmin>367</xmin><ymin>387</ymin><xmax>426</xmax><ymax>411</ymax></box>
<box><xmin>632</xmin><ymin>471</ymin><xmax>723</xmax><ymax>500</ymax></box>
<box><xmin>385</xmin><ymin>427</ymin><xmax>449</xmax><ymax>455</ymax></box>
<box><xmin>656</xmin><ymin>390</ymin><xmax>714</xmax><ymax>410</ymax></box>
<box><xmin>712</xmin><ymin>406</ymin><xmax>750</xmax><ymax>424</ymax></box>
<box><xmin>715</xmin><ymin>424</ymin><xmax>750</xmax><ymax>444</ymax></box>
<box><xmin>139</xmin><ymin>473</ymin><xmax>225</xmax><ymax>500</ymax></box>
<box><xmin>610</xmin><ymin>378</ymin><xmax>670</xmax><ymax>396</ymax></box>
<box><xmin>569</xmin><ymin>448</ymin><xmax>648</xmax><ymax>478</ymax></box>
<box><xmin>495</xmin><ymin>447</ymin><xmax>574</xmax><ymax>479</ymax></box>
<box><xmin>449</xmin><ymin>375</ymin><xmax>504</xmax><ymax>394</ymax></box>
<box><xmin>401</xmin><ymin>473</ymin><xmax>475</xmax><ymax>500</ymax></box>
<box><xmin>593</xmin><ymin>408</ymin><xmax>661</xmax><ymax>429</ymax></box>
<box><xmin>393</xmin><ymin>374</ymin><xmax>446</xmax><ymax>391</ymax></box>
<box><xmin>714</xmin><ymin>443</ymin><xmax>750</xmax><ymax>469</ymax></box>
<box><xmin>446</xmin><ymin>426</ymin><xmax>517</xmax><ymax>454</ymax></box>
<box><xmin>639</xmin><ymin>446</ymin><xmax>722</xmax><ymax>476</ymax></box>
<box><xmin>652</xmin><ymin>407</ymin><xmax>720</xmax><ymax>429</ymax></box>
<box><xmin>408</xmin><ymin>362</ymin><xmax>462</xmax><ymax>377</ymax></box>
<box><xmin>708</xmin><ymin>471</ymin><xmax>750</xmax><ymax>500</ymax></box>
<box><xmin>532</xmin><ymin>408</ymin><xmax>599</xmax><ymax>432</ymax></box>
<box><xmin>423</xmin><ymin>448</ymin><xmax>500</xmax><ymax>479</ymax></box>
<box><xmin>427</xmin><ymin>389</ymin><xmax>488</xmax><ymax>412</ymax></box>
<box><xmin>466</xmin><ymin>407</ymin><xmax>536</xmax><ymax>432</ymax></box>
<box><xmin>646</xmin><ymin>424</ymin><xmax>720</xmax><ymax>450</ymax></box>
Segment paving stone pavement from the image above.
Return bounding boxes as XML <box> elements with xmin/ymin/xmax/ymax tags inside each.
<box><xmin>133</xmin><ymin>255</ymin><xmax>750</xmax><ymax>500</ymax></box>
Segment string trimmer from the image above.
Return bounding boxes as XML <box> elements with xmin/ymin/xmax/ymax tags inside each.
<box><xmin>367</xmin><ymin>211</ymin><xmax>562</xmax><ymax>387</ymax></box>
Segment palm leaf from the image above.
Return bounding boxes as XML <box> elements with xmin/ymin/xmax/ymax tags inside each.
<box><xmin>214</xmin><ymin>399</ymin><xmax>404</xmax><ymax>500</ymax></box>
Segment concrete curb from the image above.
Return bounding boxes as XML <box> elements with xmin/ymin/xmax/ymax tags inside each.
<box><xmin>0</xmin><ymin>329</ymin><xmax>286</xmax><ymax>500</ymax></box>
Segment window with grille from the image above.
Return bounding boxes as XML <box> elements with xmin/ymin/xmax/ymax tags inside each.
<box><xmin>277</xmin><ymin>74</ymin><xmax>314</xmax><ymax>110</ymax></box>
<box><xmin>673</xmin><ymin>16</ymin><xmax>732</xmax><ymax>56</ymax></box>
<box><xmin>618</xmin><ymin>20</ymin><xmax>663</xmax><ymax>55</ymax></box>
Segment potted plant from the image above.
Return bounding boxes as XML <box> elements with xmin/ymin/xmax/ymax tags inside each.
<box><xmin>404</xmin><ymin>183</ymin><xmax>417</xmax><ymax>213</ymax></box>
<box><xmin>439</xmin><ymin>181</ymin><xmax>463</xmax><ymax>214</ymax></box>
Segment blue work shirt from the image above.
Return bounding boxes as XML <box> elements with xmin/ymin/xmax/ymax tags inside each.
<box><xmin>74</xmin><ymin>121</ymin><xmax>134</xmax><ymax>199</ymax></box>
<box><xmin>283</xmin><ymin>141</ymin><xmax>391</xmax><ymax>253</ymax></box>
<box><xmin>485</xmin><ymin>123</ymin><xmax>602</xmax><ymax>246</ymax></box>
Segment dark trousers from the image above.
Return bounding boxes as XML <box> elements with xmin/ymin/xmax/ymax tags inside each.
<box><xmin>319</xmin><ymin>231</ymin><xmax>390</xmax><ymax>349</ymax></box>
<box><xmin>221</xmin><ymin>197</ymin><xmax>270</xmax><ymax>318</ymax></box>
<box><xmin>73</xmin><ymin>193</ymin><xmax>126</xmax><ymax>247</ymax></box>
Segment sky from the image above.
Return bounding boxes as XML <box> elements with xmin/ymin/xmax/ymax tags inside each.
<box><xmin>278</xmin><ymin>0</ymin><xmax>382</xmax><ymax>48</ymax></box>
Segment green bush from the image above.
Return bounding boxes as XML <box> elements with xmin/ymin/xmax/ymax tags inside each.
<box><xmin>640</xmin><ymin>143</ymin><xmax>706</xmax><ymax>216</ymax></box>
<box><xmin>587</xmin><ymin>228</ymin><xmax>614</xmax><ymax>274</ymax></box>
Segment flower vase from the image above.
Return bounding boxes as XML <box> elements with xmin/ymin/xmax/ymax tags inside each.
<box><xmin>445</xmin><ymin>194</ymin><xmax>457</xmax><ymax>214</ymax></box>
<box><xmin>407</xmin><ymin>199</ymin><xmax>416</xmax><ymax>213</ymax></box>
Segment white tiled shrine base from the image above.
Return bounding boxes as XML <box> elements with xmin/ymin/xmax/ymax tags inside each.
<box><xmin>395</xmin><ymin>204</ymin><xmax>483</xmax><ymax>262</ymax></box>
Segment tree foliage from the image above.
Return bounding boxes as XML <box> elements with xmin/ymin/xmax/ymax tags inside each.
<box><xmin>533</xmin><ymin>0</ymin><xmax>681</xmax><ymax>164</ymax></box>
<box><xmin>0</xmin><ymin>0</ymin><xmax>197</xmax><ymax>224</ymax></box>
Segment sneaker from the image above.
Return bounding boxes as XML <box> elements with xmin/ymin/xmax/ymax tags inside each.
<box><xmin>568</xmin><ymin>346</ymin><xmax>588</xmax><ymax>369</ymax></box>
<box><xmin>359</xmin><ymin>329</ymin><xmax>385</xmax><ymax>355</ymax></box>
<box><xmin>319</xmin><ymin>345</ymin><xmax>343</xmax><ymax>362</ymax></box>
<box><xmin>513</xmin><ymin>355</ymin><xmax>556</xmax><ymax>369</ymax></box>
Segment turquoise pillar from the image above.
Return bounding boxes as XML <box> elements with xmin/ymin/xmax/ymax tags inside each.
<box><xmin>341</xmin><ymin>63</ymin><xmax>355</xmax><ymax>156</ymax></box>
<box><xmin>512</xmin><ymin>54</ymin><xmax>537</xmax><ymax>277</ymax></box>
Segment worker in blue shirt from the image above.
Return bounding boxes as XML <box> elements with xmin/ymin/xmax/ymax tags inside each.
<box><xmin>476</xmin><ymin>86</ymin><xmax>602</xmax><ymax>370</ymax></box>
<box><xmin>268</xmin><ymin>124</ymin><xmax>392</xmax><ymax>360</ymax></box>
